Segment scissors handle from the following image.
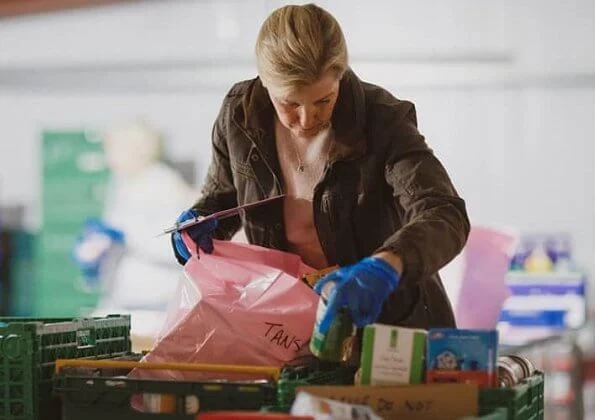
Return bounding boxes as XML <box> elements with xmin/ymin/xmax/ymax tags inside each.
<box><xmin>161</xmin><ymin>194</ymin><xmax>285</xmax><ymax>236</ymax></box>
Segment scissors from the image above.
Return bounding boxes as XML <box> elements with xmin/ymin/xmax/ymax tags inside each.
<box><xmin>160</xmin><ymin>194</ymin><xmax>285</xmax><ymax>236</ymax></box>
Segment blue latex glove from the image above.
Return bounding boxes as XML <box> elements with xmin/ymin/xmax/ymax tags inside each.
<box><xmin>72</xmin><ymin>218</ymin><xmax>125</xmax><ymax>287</ymax></box>
<box><xmin>171</xmin><ymin>209</ymin><xmax>218</xmax><ymax>265</ymax></box>
<box><xmin>313</xmin><ymin>256</ymin><xmax>400</xmax><ymax>334</ymax></box>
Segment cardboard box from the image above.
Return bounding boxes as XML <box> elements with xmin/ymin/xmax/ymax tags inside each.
<box><xmin>360</xmin><ymin>324</ymin><xmax>427</xmax><ymax>385</ymax></box>
<box><xmin>426</xmin><ymin>329</ymin><xmax>498</xmax><ymax>388</ymax></box>
<box><xmin>296</xmin><ymin>383</ymin><xmax>478</xmax><ymax>420</ymax></box>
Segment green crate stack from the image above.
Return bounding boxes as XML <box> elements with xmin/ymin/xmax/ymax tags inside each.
<box><xmin>37</xmin><ymin>131</ymin><xmax>110</xmax><ymax>316</ymax></box>
<box><xmin>0</xmin><ymin>314</ymin><xmax>131</xmax><ymax>420</ymax></box>
<box><xmin>479</xmin><ymin>372</ymin><xmax>544</xmax><ymax>420</ymax></box>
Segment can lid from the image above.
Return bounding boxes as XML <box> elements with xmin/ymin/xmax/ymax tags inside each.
<box><xmin>508</xmin><ymin>355</ymin><xmax>535</xmax><ymax>378</ymax></box>
<box><xmin>319</xmin><ymin>281</ymin><xmax>336</xmax><ymax>301</ymax></box>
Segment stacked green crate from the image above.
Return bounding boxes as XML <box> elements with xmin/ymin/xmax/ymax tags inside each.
<box><xmin>0</xmin><ymin>314</ymin><xmax>130</xmax><ymax>420</ymax></box>
<box><xmin>36</xmin><ymin>131</ymin><xmax>109</xmax><ymax>316</ymax></box>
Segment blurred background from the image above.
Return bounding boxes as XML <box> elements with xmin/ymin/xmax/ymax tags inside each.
<box><xmin>0</xmin><ymin>0</ymin><xmax>594</xmax><ymax>418</ymax></box>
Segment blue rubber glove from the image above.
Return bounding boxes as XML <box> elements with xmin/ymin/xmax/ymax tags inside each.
<box><xmin>171</xmin><ymin>209</ymin><xmax>218</xmax><ymax>265</ymax></box>
<box><xmin>313</xmin><ymin>256</ymin><xmax>400</xmax><ymax>334</ymax></box>
<box><xmin>72</xmin><ymin>218</ymin><xmax>125</xmax><ymax>288</ymax></box>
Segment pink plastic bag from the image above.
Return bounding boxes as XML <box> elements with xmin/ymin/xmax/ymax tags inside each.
<box><xmin>134</xmin><ymin>236</ymin><xmax>319</xmax><ymax>381</ymax></box>
<box><xmin>455</xmin><ymin>226</ymin><xmax>518</xmax><ymax>329</ymax></box>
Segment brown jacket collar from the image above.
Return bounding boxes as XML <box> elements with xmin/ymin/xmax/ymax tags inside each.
<box><xmin>232</xmin><ymin>68</ymin><xmax>367</xmax><ymax>162</ymax></box>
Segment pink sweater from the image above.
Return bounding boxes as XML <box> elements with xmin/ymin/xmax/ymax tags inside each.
<box><xmin>275</xmin><ymin>118</ymin><xmax>332</xmax><ymax>269</ymax></box>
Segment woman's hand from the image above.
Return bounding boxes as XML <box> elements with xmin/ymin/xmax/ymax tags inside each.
<box><xmin>171</xmin><ymin>209</ymin><xmax>218</xmax><ymax>265</ymax></box>
<box><xmin>313</xmin><ymin>256</ymin><xmax>401</xmax><ymax>333</ymax></box>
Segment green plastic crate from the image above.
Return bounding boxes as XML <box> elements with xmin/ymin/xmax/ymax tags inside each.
<box><xmin>0</xmin><ymin>314</ymin><xmax>131</xmax><ymax>420</ymax></box>
<box><xmin>479</xmin><ymin>372</ymin><xmax>544</xmax><ymax>420</ymax></box>
<box><xmin>270</xmin><ymin>369</ymin><xmax>543</xmax><ymax>419</ymax></box>
<box><xmin>461</xmin><ymin>407</ymin><xmax>508</xmax><ymax>420</ymax></box>
<box><xmin>275</xmin><ymin>362</ymin><xmax>357</xmax><ymax>410</ymax></box>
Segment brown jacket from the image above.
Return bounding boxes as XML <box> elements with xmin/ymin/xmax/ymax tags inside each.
<box><xmin>193</xmin><ymin>69</ymin><xmax>470</xmax><ymax>329</ymax></box>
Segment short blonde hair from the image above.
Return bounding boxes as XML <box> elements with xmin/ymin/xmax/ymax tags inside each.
<box><xmin>255</xmin><ymin>4</ymin><xmax>348</xmax><ymax>89</ymax></box>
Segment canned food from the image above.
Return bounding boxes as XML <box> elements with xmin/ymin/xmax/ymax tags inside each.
<box><xmin>509</xmin><ymin>355</ymin><xmax>535</xmax><ymax>378</ymax></box>
<box><xmin>309</xmin><ymin>282</ymin><xmax>355</xmax><ymax>362</ymax></box>
<box><xmin>498</xmin><ymin>355</ymin><xmax>536</xmax><ymax>387</ymax></box>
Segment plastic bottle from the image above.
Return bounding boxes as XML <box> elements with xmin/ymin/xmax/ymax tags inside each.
<box><xmin>525</xmin><ymin>244</ymin><xmax>554</xmax><ymax>273</ymax></box>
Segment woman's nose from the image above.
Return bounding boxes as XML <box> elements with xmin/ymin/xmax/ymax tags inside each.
<box><xmin>299</xmin><ymin>106</ymin><xmax>317</xmax><ymax>129</ymax></box>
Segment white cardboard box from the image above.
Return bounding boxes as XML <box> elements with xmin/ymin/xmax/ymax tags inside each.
<box><xmin>360</xmin><ymin>324</ymin><xmax>427</xmax><ymax>385</ymax></box>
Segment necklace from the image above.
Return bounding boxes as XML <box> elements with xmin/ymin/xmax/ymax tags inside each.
<box><xmin>290</xmin><ymin>131</ymin><xmax>332</xmax><ymax>173</ymax></box>
<box><xmin>294</xmin><ymin>142</ymin><xmax>306</xmax><ymax>172</ymax></box>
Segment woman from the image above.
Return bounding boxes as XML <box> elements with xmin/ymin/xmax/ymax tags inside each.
<box><xmin>172</xmin><ymin>4</ymin><xmax>470</xmax><ymax>330</ymax></box>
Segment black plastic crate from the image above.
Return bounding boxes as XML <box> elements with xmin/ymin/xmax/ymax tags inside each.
<box><xmin>54</xmin><ymin>358</ymin><xmax>279</xmax><ymax>419</ymax></box>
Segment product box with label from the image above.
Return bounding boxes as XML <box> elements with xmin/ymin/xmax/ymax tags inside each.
<box><xmin>426</xmin><ymin>329</ymin><xmax>498</xmax><ymax>388</ymax></box>
<box><xmin>297</xmin><ymin>383</ymin><xmax>478</xmax><ymax>420</ymax></box>
<box><xmin>360</xmin><ymin>324</ymin><xmax>427</xmax><ymax>385</ymax></box>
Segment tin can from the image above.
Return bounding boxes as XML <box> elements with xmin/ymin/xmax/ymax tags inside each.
<box><xmin>509</xmin><ymin>355</ymin><xmax>535</xmax><ymax>377</ymax></box>
<box><xmin>309</xmin><ymin>282</ymin><xmax>355</xmax><ymax>362</ymax></box>
<box><xmin>498</xmin><ymin>355</ymin><xmax>535</xmax><ymax>387</ymax></box>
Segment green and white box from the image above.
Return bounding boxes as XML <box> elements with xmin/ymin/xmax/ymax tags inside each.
<box><xmin>360</xmin><ymin>324</ymin><xmax>427</xmax><ymax>385</ymax></box>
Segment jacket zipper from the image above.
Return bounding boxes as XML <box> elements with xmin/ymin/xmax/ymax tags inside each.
<box><xmin>313</xmin><ymin>161</ymin><xmax>335</xmax><ymax>264</ymax></box>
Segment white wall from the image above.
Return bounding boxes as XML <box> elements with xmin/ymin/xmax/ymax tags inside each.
<box><xmin>1</xmin><ymin>0</ymin><xmax>594</xmax><ymax>278</ymax></box>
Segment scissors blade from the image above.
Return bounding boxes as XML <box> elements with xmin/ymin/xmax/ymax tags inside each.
<box><xmin>160</xmin><ymin>194</ymin><xmax>285</xmax><ymax>236</ymax></box>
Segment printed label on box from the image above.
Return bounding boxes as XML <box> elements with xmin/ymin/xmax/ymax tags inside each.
<box><xmin>426</xmin><ymin>329</ymin><xmax>498</xmax><ymax>388</ymax></box>
<box><xmin>360</xmin><ymin>324</ymin><xmax>426</xmax><ymax>385</ymax></box>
